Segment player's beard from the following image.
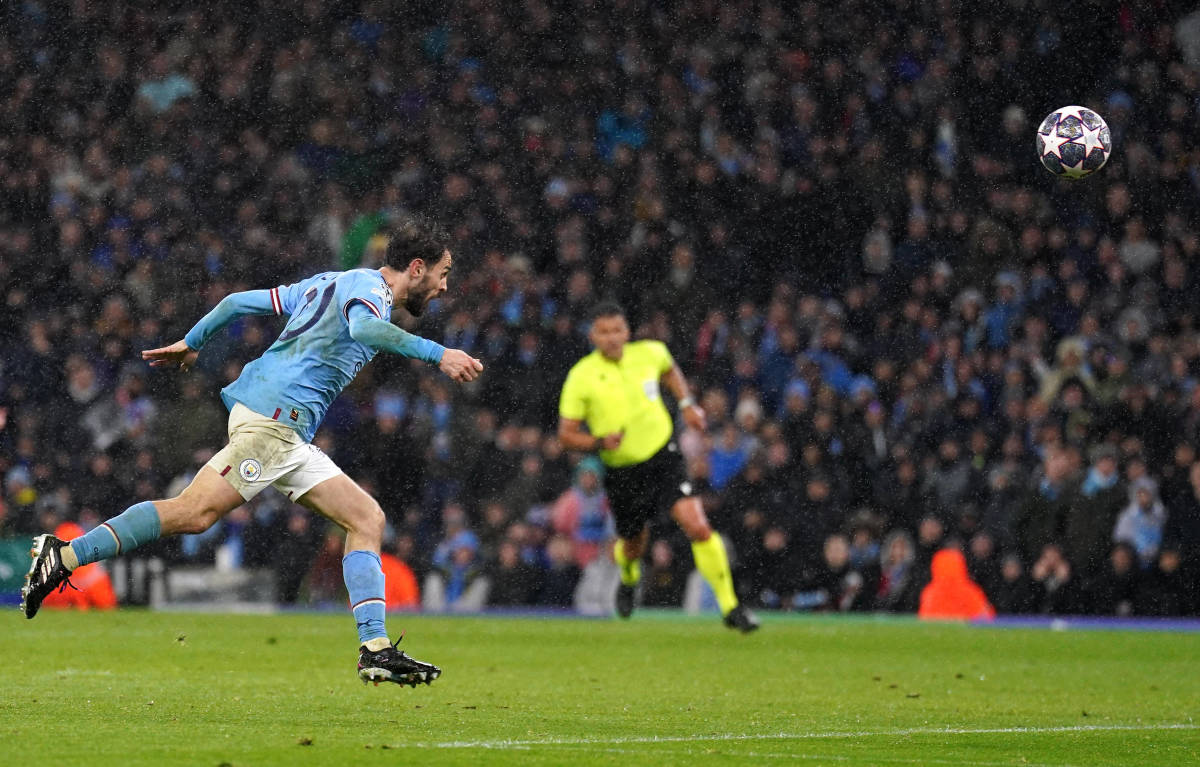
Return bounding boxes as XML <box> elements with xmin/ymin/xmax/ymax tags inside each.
<box><xmin>404</xmin><ymin>292</ymin><xmax>427</xmax><ymax>316</ymax></box>
<box><xmin>404</xmin><ymin>284</ymin><xmax>438</xmax><ymax>316</ymax></box>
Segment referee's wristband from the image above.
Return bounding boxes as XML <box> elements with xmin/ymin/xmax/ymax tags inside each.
<box><xmin>678</xmin><ymin>396</ymin><xmax>696</xmax><ymax>410</ymax></box>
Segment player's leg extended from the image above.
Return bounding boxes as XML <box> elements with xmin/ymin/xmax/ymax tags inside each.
<box><xmin>74</xmin><ymin>466</ymin><xmax>244</xmax><ymax>564</ymax></box>
<box><xmin>297</xmin><ymin>475</ymin><xmax>440</xmax><ymax>686</ymax></box>
<box><xmin>672</xmin><ymin>497</ymin><xmax>759</xmax><ymax>632</ymax></box>
<box><xmin>22</xmin><ymin>467</ymin><xmax>242</xmax><ymax>618</ymax></box>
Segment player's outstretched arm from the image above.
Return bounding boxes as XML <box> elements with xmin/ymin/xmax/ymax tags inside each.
<box><xmin>143</xmin><ymin>289</ymin><xmax>280</xmax><ymax>370</ymax></box>
<box><xmin>189</xmin><ymin>289</ymin><xmax>281</xmax><ymax>349</ymax></box>
<box><xmin>347</xmin><ymin>307</ymin><xmax>482</xmax><ymax>383</ymax></box>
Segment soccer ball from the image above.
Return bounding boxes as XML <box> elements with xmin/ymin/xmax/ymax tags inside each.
<box><xmin>1036</xmin><ymin>106</ymin><xmax>1112</xmax><ymax>178</ymax></box>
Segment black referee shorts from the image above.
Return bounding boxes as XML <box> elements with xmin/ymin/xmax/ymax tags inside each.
<box><xmin>603</xmin><ymin>441</ymin><xmax>694</xmax><ymax>540</ymax></box>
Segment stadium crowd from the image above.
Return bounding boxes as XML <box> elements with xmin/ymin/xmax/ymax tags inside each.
<box><xmin>2</xmin><ymin>0</ymin><xmax>1200</xmax><ymax>617</ymax></box>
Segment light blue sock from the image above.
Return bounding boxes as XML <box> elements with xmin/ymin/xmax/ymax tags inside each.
<box><xmin>70</xmin><ymin>501</ymin><xmax>161</xmax><ymax>567</ymax></box>
<box><xmin>344</xmin><ymin>550</ymin><xmax>388</xmax><ymax>645</ymax></box>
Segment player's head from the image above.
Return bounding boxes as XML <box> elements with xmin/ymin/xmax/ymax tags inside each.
<box><xmin>588</xmin><ymin>301</ymin><xmax>629</xmax><ymax>360</ymax></box>
<box><xmin>384</xmin><ymin>214</ymin><xmax>452</xmax><ymax>316</ymax></box>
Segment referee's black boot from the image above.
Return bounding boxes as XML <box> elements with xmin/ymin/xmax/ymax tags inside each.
<box><xmin>615</xmin><ymin>583</ymin><xmax>636</xmax><ymax>618</ymax></box>
<box><xmin>723</xmin><ymin>604</ymin><xmax>760</xmax><ymax>633</ymax></box>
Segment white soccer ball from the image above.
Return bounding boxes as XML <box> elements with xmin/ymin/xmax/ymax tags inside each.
<box><xmin>1036</xmin><ymin>106</ymin><xmax>1112</xmax><ymax>179</ymax></box>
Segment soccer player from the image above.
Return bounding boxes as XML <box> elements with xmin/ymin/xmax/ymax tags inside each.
<box><xmin>557</xmin><ymin>302</ymin><xmax>759</xmax><ymax>632</ymax></box>
<box><xmin>21</xmin><ymin>216</ymin><xmax>482</xmax><ymax>687</ymax></box>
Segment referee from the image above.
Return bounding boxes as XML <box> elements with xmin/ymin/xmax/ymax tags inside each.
<box><xmin>558</xmin><ymin>302</ymin><xmax>759</xmax><ymax>632</ymax></box>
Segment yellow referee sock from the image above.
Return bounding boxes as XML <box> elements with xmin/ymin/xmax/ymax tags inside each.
<box><xmin>691</xmin><ymin>534</ymin><xmax>738</xmax><ymax>615</ymax></box>
<box><xmin>613</xmin><ymin>539</ymin><xmax>641</xmax><ymax>586</ymax></box>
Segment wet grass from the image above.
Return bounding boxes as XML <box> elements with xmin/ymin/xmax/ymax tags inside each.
<box><xmin>1</xmin><ymin>609</ymin><xmax>1197</xmax><ymax>765</ymax></box>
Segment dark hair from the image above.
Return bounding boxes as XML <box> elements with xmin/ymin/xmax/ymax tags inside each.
<box><xmin>384</xmin><ymin>214</ymin><xmax>450</xmax><ymax>269</ymax></box>
<box><xmin>590</xmin><ymin>300</ymin><xmax>626</xmax><ymax>321</ymax></box>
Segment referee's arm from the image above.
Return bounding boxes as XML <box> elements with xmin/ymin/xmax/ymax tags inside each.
<box><xmin>661</xmin><ymin>358</ymin><xmax>707</xmax><ymax>432</ymax></box>
<box><xmin>558</xmin><ymin>418</ymin><xmax>623</xmax><ymax>452</ymax></box>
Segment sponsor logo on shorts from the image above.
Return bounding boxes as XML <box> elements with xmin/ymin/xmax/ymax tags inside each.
<box><xmin>680</xmin><ymin>481</ymin><xmax>693</xmax><ymax>496</ymax></box>
<box><xmin>289</xmin><ymin>408</ymin><xmax>300</xmax><ymax>421</ymax></box>
<box><xmin>239</xmin><ymin>459</ymin><xmax>263</xmax><ymax>482</ymax></box>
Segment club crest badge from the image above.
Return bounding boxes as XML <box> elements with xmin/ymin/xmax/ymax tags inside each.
<box><xmin>239</xmin><ymin>459</ymin><xmax>263</xmax><ymax>482</ymax></box>
<box><xmin>371</xmin><ymin>284</ymin><xmax>393</xmax><ymax>309</ymax></box>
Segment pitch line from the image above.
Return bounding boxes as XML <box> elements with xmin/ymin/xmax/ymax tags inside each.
<box><xmin>410</xmin><ymin>722</ymin><xmax>1198</xmax><ymax>750</ymax></box>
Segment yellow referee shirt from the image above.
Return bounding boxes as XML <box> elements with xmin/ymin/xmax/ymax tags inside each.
<box><xmin>558</xmin><ymin>340</ymin><xmax>675</xmax><ymax>468</ymax></box>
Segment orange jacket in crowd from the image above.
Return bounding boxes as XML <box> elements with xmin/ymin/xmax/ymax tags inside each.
<box><xmin>40</xmin><ymin>523</ymin><xmax>118</xmax><ymax>611</ymax></box>
<box><xmin>379</xmin><ymin>551</ymin><xmax>420</xmax><ymax>610</ymax></box>
<box><xmin>918</xmin><ymin>548</ymin><xmax>995</xmax><ymax>621</ymax></box>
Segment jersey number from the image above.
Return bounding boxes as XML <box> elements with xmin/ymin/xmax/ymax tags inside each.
<box><xmin>278</xmin><ymin>283</ymin><xmax>335</xmax><ymax>342</ymax></box>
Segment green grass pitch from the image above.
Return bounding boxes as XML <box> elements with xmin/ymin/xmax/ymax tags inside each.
<box><xmin>2</xmin><ymin>610</ymin><xmax>1197</xmax><ymax>766</ymax></box>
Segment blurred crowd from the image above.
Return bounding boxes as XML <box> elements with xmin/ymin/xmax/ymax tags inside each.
<box><xmin>2</xmin><ymin>0</ymin><xmax>1200</xmax><ymax>617</ymax></box>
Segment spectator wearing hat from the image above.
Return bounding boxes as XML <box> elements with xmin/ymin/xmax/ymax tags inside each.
<box><xmin>550</xmin><ymin>456</ymin><xmax>614</xmax><ymax>569</ymax></box>
<box><xmin>425</xmin><ymin>505</ymin><xmax>487</xmax><ymax>611</ymax></box>
<box><xmin>1114</xmin><ymin>477</ymin><xmax>1169</xmax><ymax>568</ymax></box>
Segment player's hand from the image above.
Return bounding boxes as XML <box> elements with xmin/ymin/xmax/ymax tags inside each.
<box><xmin>682</xmin><ymin>403</ymin><xmax>707</xmax><ymax>431</ymax></box>
<box><xmin>439</xmin><ymin>348</ymin><xmax>484</xmax><ymax>383</ymax></box>
<box><xmin>142</xmin><ymin>340</ymin><xmax>199</xmax><ymax>371</ymax></box>
<box><xmin>599</xmin><ymin>431</ymin><xmax>624</xmax><ymax>451</ymax></box>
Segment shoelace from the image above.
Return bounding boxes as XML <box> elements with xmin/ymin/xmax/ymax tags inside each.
<box><xmin>57</xmin><ymin>575</ymin><xmax>79</xmax><ymax>594</ymax></box>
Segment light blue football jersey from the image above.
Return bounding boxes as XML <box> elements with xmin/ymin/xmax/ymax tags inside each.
<box><xmin>221</xmin><ymin>268</ymin><xmax>393</xmax><ymax>442</ymax></box>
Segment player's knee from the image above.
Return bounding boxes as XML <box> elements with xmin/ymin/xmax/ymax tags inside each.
<box><xmin>354</xmin><ymin>501</ymin><xmax>386</xmax><ymax>542</ymax></box>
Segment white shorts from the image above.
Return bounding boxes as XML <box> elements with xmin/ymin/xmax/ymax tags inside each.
<box><xmin>207</xmin><ymin>403</ymin><xmax>343</xmax><ymax>502</ymax></box>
